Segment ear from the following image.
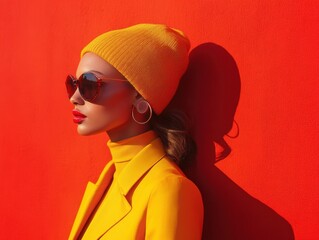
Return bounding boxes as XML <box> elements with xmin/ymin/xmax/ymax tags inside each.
<box><xmin>133</xmin><ymin>95</ymin><xmax>143</xmax><ymax>106</ymax></box>
<box><xmin>133</xmin><ymin>97</ymin><xmax>149</xmax><ymax>114</ymax></box>
<box><xmin>134</xmin><ymin>91</ymin><xmax>139</xmax><ymax>98</ymax></box>
<box><xmin>133</xmin><ymin>90</ymin><xmax>142</xmax><ymax>101</ymax></box>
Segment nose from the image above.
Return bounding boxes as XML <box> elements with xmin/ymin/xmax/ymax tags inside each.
<box><xmin>70</xmin><ymin>87</ymin><xmax>84</xmax><ymax>105</ymax></box>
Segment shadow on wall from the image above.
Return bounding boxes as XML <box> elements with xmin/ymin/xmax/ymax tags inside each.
<box><xmin>167</xmin><ymin>43</ymin><xmax>295</xmax><ymax>240</ymax></box>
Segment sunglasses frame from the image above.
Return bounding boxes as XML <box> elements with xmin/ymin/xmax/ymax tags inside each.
<box><xmin>66</xmin><ymin>72</ymin><xmax>129</xmax><ymax>102</ymax></box>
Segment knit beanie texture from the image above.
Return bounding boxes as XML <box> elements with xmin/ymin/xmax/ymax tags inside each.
<box><xmin>80</xmin><ymin>23</ymin><xmax>190</xmax><ymax>115</ymax></box>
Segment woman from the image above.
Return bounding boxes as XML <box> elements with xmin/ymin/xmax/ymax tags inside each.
<box><xmin>66</xmin><ymin>23</ymin><xmax>204</xmax><ymax>240</ymax></box>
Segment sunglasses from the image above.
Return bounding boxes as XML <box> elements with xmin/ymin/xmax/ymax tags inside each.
<box><xmin>65</xmin><ymin>72</ymin><xmax>129</xmax><ymax>102</ymax></box>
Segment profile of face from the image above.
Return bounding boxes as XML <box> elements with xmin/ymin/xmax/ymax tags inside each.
<box><xmin>69</xmin><ymin>52</ymin><xmax>140</xmax><ymax>137</ymax></box>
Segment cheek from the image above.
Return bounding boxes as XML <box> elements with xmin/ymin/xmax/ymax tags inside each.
<box><xmin>88</xmin><ymin>90</ymin><xmax>133</xmax><ymax>127</ymax></box>
<box><xmin>102</xmin><ymin>90</ymin><xmax>133</xmax><ymax>117</ymax></box>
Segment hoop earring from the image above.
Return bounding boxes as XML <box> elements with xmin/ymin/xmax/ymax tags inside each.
<box><xmin>131</xmin><ymin>99</ymin><xmax>153</xmax><ymax>125</ymax></box>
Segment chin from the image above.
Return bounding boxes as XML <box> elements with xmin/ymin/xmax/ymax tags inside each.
<box><xmin>77</xmin><ymin>126</ymin><xmax>105</xmax><ymax>136</ymax></box>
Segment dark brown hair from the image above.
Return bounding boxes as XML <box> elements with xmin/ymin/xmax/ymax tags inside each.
<box><xmin>150</xmin><ymin>107</ymin><xmax>236</xmax><ymax>169</ymax></box>
<box><xmin>150</xmin><ymin>108</ymin><xmax>197</xmax><ymax>171</ymax></box>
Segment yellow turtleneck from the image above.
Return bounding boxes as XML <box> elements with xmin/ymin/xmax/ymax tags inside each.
<box><xmin>80</xmin><ymin>129</ymin><xmax>159</xmax><ymax>238</ymax></box>
<box><xmin>106</xmin><ymin>129</ymin><xmax>159</xmax><ymax>177</ymax></box>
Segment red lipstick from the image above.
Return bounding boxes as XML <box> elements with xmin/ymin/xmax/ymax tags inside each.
<box><xmin>72</xmin><ymin>109</ymin><xmax>87</xmax><ymax>123</ymax></box>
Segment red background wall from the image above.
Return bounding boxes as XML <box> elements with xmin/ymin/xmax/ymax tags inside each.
<box><xmin>0</xmin><ymin>0</ymin><xmax>318</xmax><ymax>239</ymax></box>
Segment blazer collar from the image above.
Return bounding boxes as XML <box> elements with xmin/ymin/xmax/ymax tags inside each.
<box><xmin>68</xmin><ymin>159</ymin><xmax>116</xmax><ymax>240</ymax></box>
<box><xmin>69</xmin><ymin>137</ymin><xmax>166</xmax><ymax>240</ymax></box>
<box><xmin>116</xmin><ymin>137</ymin><xmax>166</xmax><ymax>195</ymax></box>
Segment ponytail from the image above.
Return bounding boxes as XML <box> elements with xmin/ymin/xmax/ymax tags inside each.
<box><xmin>149</xmin><ymin>108</ymin><xmax>238</xmax><ymax>167</ymax></box>
<box><xmin>150</xmin><ymin>109</ymin><xmax>197</xmax><ymax>171</ymax></box>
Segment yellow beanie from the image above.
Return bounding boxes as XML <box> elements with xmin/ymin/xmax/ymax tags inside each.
<box><xmin>80</xmin><ymin>23</ymin><xmax>190</xmax><ymax>115</ymax></box>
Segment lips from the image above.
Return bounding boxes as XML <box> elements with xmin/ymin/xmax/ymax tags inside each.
<box><xmin>72</xmin><ymin>110</ymin><xmax>87</xmax><ymax>123</ymax></box>
<box><xmin>72</xmin><ymin>109</ymin><xmax>87</xmax><ymax>118</ymax></box>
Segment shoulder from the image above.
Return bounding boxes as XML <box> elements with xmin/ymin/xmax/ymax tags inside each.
<box><xmin>145</xmin><ymin>157</ymin><xmax>204</xmax><ymax>239</ymax></box>
<box><xmin>147</xmin><ymin>156</ymin><xmax>203</xmax><ymax>202</ymax></box>
<box><xmin>151</xmin><ymin>172</ymin><xmax>202</xmax><ymax>201</ymax></box>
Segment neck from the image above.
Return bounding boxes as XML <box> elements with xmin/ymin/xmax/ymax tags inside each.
<box><xmin>106</xmin><ymin>120</ymin><xmax>151</xmax><ymax>142</ymax></box>
<box><xmin>106</xmin><ymin>129</ymin><xmax>159</xmax><ymax>175</ymax></box>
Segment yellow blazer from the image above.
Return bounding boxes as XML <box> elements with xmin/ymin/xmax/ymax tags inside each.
<box><xmin>68</xmin><ymin>137</ymin><xmax>204</xmax><ymax>240</ymax></box>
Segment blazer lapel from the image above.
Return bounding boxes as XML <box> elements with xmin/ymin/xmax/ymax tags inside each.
<box><xmin>117</xmin><ymin>137</ymin><xmax>167</xmax><ymax>196</ymax></box>
<box><xmin>69</xmin><ymin>137</ymin><xmax>167</xmax><ymax>240</ymax></box>
<box><xmin>92</xmin><ymin>137</ymin><xmax>166</xmax><ymax>239</ymax></box>
<box><xmin>91</xmin><ymin>177</ymin><xmax>132</xmax><ymax>239</ymax></box>
<box><xmin>68</xmin><ymin>159</ymin><xmax>116</xmax><ymax>240</ymax></box>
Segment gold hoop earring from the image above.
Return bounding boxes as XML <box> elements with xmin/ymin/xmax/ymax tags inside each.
<box><xmin>131</xmin><ymin>99</ymin><xmax>153</xmax><ymax>125</ymax></box>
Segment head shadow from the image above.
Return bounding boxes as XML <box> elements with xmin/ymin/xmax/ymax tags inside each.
<box><xmin>167</xmin><ymin>42</ymin><xmax>294</xmax><ymax>240</ymax></box>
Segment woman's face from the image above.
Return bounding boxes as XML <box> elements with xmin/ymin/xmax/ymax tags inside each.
<box><xmin>70</xmin><ymin>52</ymin><xmax>138</xmax><ymax>136</ymax></box>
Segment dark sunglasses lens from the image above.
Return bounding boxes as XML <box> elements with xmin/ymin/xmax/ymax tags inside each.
<box><xmin>65</xmin><ymin>75</ymin><xmax>77</xmax><ymax>98</ymax></box>
<box><xmin>79</xmin><ymin>73</ymin><xmax>99</xmax><ymax>101</ymax></box>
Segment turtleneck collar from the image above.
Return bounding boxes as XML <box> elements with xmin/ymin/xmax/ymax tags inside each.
<box><xmin>106</xmin><ymin>129</ymin><xmax>159</xmax><ymax>174</ymax></box>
